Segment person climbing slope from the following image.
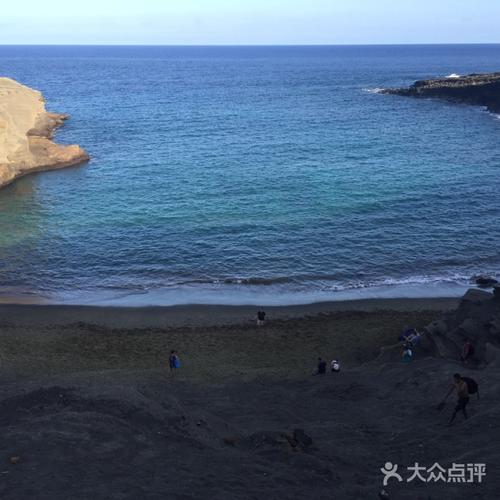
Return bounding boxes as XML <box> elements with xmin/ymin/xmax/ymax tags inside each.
<box><xmin>440</xmin><ymin>373</ymin><xmax>470</xmax><ymax>425</ymax></box>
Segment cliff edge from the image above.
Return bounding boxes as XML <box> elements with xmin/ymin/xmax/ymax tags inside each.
<box><xmin>0</xmin><ymin>77</ymin><xmax>89</xmax><ymax>189</ymax></box>
<box><xmin>382</xmin><ymin>72</ymin><xmax>500</xmax><ymax>114</ymax></box>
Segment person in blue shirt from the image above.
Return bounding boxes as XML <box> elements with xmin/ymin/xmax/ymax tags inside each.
<box><xmin>169</xmin><ymin>350</ymin><xmax>180</xmax><ymax>376</ymax></box>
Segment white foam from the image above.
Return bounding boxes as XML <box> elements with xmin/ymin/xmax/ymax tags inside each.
<box><xmin>362</xmin><ymin>87</ymin><xmax>384</xmax><ymax>94</ymax></box>
<box><xmin>50</xmin><ymin>280</ymin><xmax>472</xmax><ymax>307</ymax></box>
<box><xmin>445</xmin><ymin>73</ymin><xmax>461</xmax><ymax>79</ymax></box>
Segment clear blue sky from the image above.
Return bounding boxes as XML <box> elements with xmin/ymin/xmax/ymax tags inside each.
<box><xmin>1</xmin><ymin>0</ymin><xmax>499</xmax><ymax>45</ymax></box>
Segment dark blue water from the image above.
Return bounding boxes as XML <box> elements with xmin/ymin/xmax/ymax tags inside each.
<box><xmin>1</xmin><ymin>45</ymin><xmax>499</xmax><ymax>305</ymax></box>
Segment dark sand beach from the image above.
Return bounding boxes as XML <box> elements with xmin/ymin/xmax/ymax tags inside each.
<box><xmin>0</xmin><ymin>298</ymin><xmax>456</xmax><ymax>381</ymax></box>
<box><xmin>1</xmin><ymin>295</ymin><xmax>498</xmax><ymax>499</ymax></box>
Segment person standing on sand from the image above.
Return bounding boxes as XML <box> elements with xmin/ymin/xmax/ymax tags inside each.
<box><xmin>441</xmin><ymin>373</ymin><xmax>469</xmax><ymax>425</ymax></box>
<box><xmin>169</xmin><ymin>350</ymin><xmax>180</xmax><ymax>377</ymax></box>
<box><xmin>314</xmin><ymin>358</ymin><xmax>327</xmax><ymax>375</ymax></box>
<box><xmin>256</xmin><ymin>309</ymin><xmax>266</xmax><ymax>326</ymax></box>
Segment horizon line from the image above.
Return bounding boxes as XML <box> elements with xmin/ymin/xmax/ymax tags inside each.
<box><xmin>1</xmin><ymin>42</ymin><xmax>500</xmax><ymax>47</ymax></box>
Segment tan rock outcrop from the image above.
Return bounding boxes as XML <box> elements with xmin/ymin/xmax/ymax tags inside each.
<box><xmin>0</xmin><ymin>77</ymin><xmax>89</xmax><ymax>188</ymax></box>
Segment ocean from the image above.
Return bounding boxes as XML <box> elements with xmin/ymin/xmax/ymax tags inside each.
<box><xmin>0</xmin><ymin>45</ymin><xmax>499</xmax><ymax>305</ymax></box>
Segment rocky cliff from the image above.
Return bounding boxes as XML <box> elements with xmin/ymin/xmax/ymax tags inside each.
<box><xmin>382</xmin><ymin>72</ymin><xmax>500</xmax><ymax>114</ymax></box>
<box><xmin>422</xmin><ymin>286</ymin><xmax>500</xmax><ymax>367</ymax></box>
<box><xmin>0</xmin><ymin>77</ymin><xmax>89</xmax><ymax>189</ymax></box>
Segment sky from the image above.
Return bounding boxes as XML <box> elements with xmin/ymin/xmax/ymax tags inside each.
<box><xmin>1</xmin><ymin>0</ymin><xmax>499</xmax><ymax>45</ymax></box>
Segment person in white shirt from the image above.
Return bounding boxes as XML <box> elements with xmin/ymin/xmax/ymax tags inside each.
<box><xmin>330</xmin><ymin>359</ymin><xmax>340</xmax><ymax>373</ymax></box>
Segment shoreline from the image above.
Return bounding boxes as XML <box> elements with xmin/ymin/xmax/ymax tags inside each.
<box><xmin>0</xmin><ymin>279</ymin><xmax>473</xmax><ymax>309</ymax></box>
<box><xmin>0</xmin><ymin>296</ymin><xmax>460</xmax><ymax>328</ymax></box>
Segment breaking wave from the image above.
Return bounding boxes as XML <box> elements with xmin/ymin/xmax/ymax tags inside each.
<box><xmin>362</xmin><ymin>87</ymin><xmax>385</xmax><ymax>94</ymax></box>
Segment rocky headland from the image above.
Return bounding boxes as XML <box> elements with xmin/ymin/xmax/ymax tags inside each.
<box><xmin>382</xmin><ymin>72</ymin><xmax>500</xmax><ymax>114</ymax></box>
<box><xmin>0</xmin><ymin>77</ymin><xmax>89</xmax><ymax>189</ymax></box>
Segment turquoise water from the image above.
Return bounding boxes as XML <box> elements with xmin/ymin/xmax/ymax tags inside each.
<box><xmin>0</xmin><ymin>45</ymin><xmax>499</xmax><ymax>305</ymax></box>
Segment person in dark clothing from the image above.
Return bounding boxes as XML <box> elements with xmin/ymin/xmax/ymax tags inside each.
<box><xmin>441</xmin><ymin>373</ymin><xmax>470</xmax><ymax>425</ymax></box>
<box><xmin>257</xmin><ymin>310</ymin><xmax>266</xmax><ymax>326</ymax></box>
<box><xmin>315</xmin><ymin>358</ymin><xmax>327</xmax><ymax>375</ymax></box>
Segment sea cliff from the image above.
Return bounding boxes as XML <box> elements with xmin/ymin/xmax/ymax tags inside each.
<box><xmin>382</xmin><ymin>72</ymin><xmax>500</xmax><ymax>114</ymax></box>
<box><xmin>0</xmin><ymin>77</ymin><xmax>89</xmax><ymax>189</ymax></box>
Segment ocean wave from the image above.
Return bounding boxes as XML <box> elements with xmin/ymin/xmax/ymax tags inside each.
<box><xmin>50</xmin><ymin>275</ymin><xmax>476</xmax><ymax>307</ymax></box>
<box><xmin>92</xmin><ymin>267</ymin><xmax>499</xmax><ymax>292</ymax></box>
<box><xmin>40</xmin><ymin>268</ymin><xmax>500</xmax><ymax>306</ymax></box>
<box><xmin>177</xmin><ymin>275</ymin><xmax>334</xmax><ymax>286</ymax></box>
<box><xmin>101</xmin><ymin>271</ymin><xmax>490</xmax><ymax>293</ymax></box>
<box><xmin>445</xmin><ymin>73</ymin><xmax>461</xmax><ymax>79</ymax></box>
<box><xmin>362</xmin><ymin>87</ymin><xmax>385</xmax><ymax>94</ymax></box>
<box><xmin>314</xmin><ymin>273</ymin><xmax>476</xmax><ymax>293</ymax></box>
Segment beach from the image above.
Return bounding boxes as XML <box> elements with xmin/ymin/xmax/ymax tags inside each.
<box><xmin>2</xmin><ymin>295</ymin><xmax>499</xmax><ymax>499</ymax></box>
<box><xmin>0</xmin><ymin>297</ymin><xmax>456</xmax><ymax>381</ymax></box>
<box><xmin>1</xmin><ymin>44</ymin><xmax>499</xmax><ymax>500</ymax></box>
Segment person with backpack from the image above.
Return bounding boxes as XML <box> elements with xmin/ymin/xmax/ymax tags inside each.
<box><xmin>440</xmin><ymin>373</ymin><xmax>476</xmax><ymax>425</ymax></box>
<box><xmin>462</xmin><ymin>375</ymin><xmax>480</xmax><ymax>399</ymax></box>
